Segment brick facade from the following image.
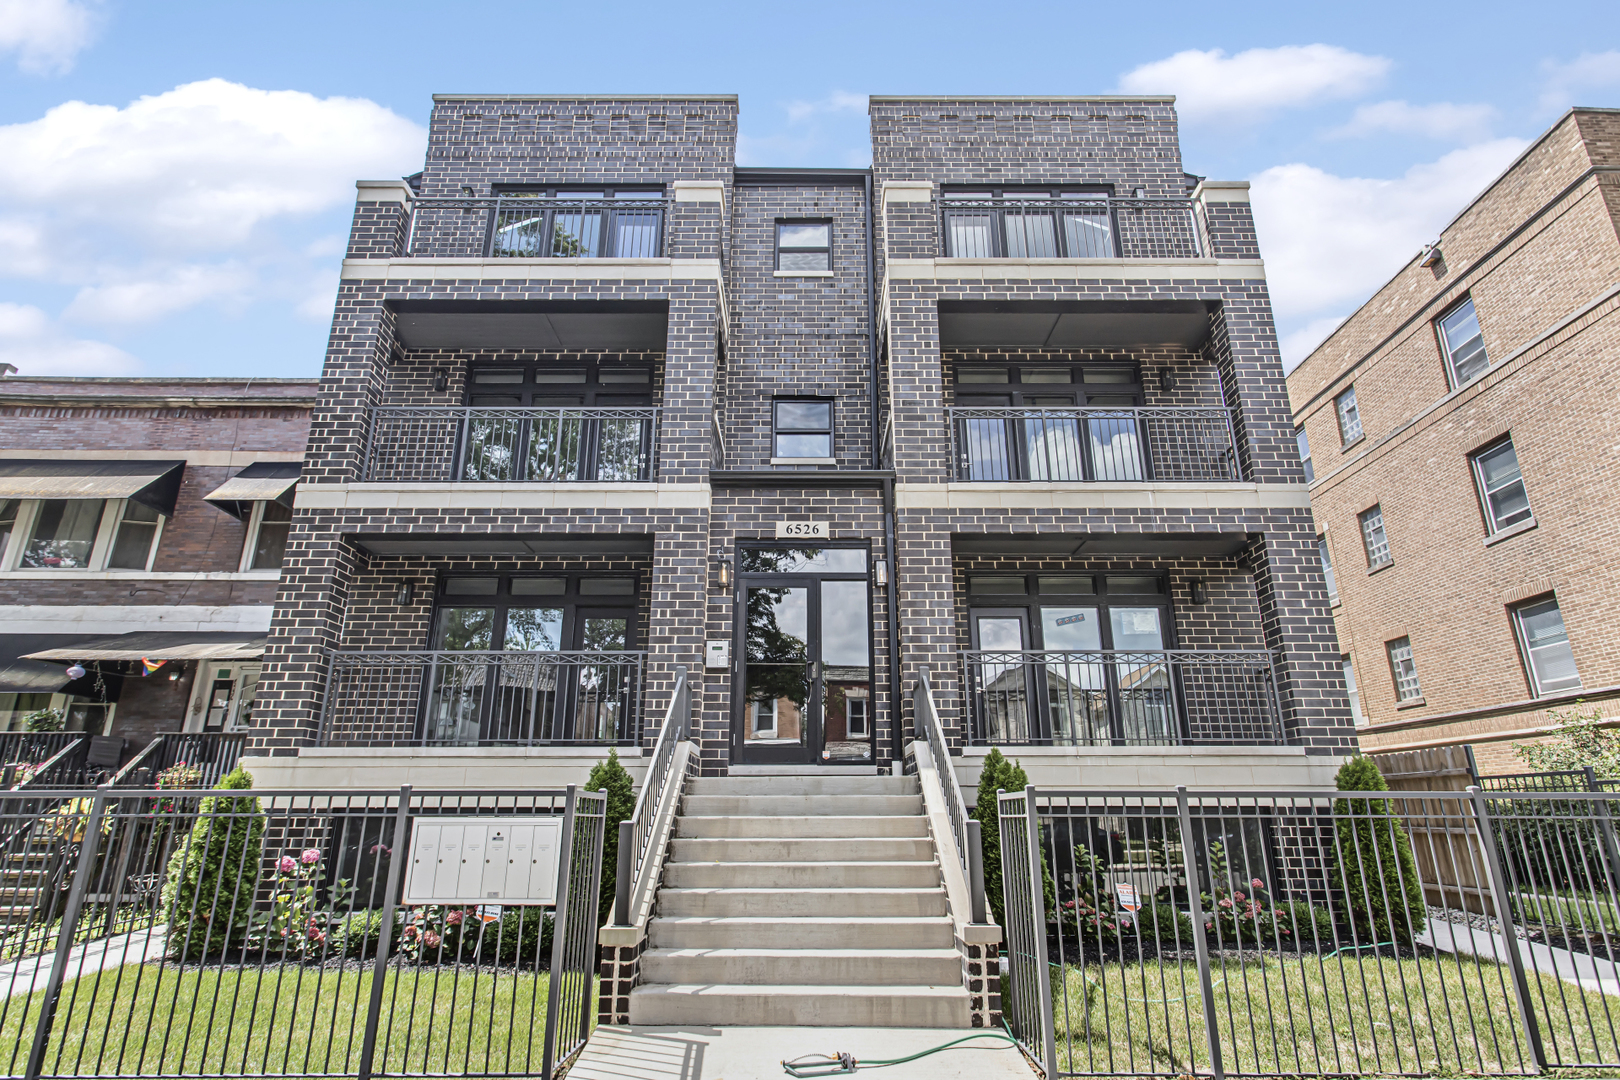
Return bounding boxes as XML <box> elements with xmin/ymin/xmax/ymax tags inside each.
<box><xmin>1287</xmin><ymin>108</ymin><xmax>1620</xmax><ymax>772</ymax></box>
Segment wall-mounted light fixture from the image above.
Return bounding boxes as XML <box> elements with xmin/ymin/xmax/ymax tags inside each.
<box><xmin>433</xmin><ymin>368</ymin><xmax>449</xmax><ymax>393</ymax></box>
<box><xmin>1190</xmin><ymin>579</ymin><xmax>1208</xmax><ymax>605</ymax></box>
<box><xmin>396</xmin><ymin>580</ymin><xmax>415</xmax><ymax>606</ymax></box>
<box><xmin>874</xmin><ymin>559</ymin><xmax>889</xmax><ymax>587</ymax></box>
<box><xmin>1158</xmin><ymin>369</ymin><xmax>1175</xmax><ymax>393</ymax></box>
<box><xmin>1419</xmin><ymin>244</ymin><xmax>1443</xmax><ymax>268</ymax></box>
<box><xmin>715</xmin><ymin>556</ymin><xmax>733</xmax><ymax>591</ymax></box>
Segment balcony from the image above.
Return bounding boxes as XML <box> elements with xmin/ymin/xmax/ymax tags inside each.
<box><xmin>320</xmin><ymin>650</ymin><xmax>646</xmax><ymax>748</ymax></box>
<box><xmin>940</xmin><ymin>196</ymin><xmax>1203</xmax><ymax>260</ymax></box>
<box><xmin>403</xmin><ymin>196</ymin><xmax>666</xmax><ymax>259</ymax></box>
<box><xmin>962</xmin><ymin>649</ymin><xmax>1282</xmax><ymax>747</ymax></box>
<box><xmin>947</xmin><ymin>407</ymin><xmax>1240</xmax><ymax>483</ymax></box>
<box><xmin>364</xmin><ymin>407</ymin><xmax>658</xmax><ymax>483</ymax></box>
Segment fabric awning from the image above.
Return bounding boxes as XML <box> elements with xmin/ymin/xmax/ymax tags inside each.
<box><xmin>0</xmin><ymin>460</ymin><xmax>186</xmax><ymax>516</ymax></box>
<box><xmin>24</xmin><ymin>632</ymin><xmax>266</xmax><ymax>662</ymax></box>
<box><xmin>203</xmin><ymin>462</ymin><xmax>301</xmax><ymax>520</ymax></box>
<box><xmin>0</xmin><ymin>635</ymin><xmax>87</xmax><ymax>694</ymax></box>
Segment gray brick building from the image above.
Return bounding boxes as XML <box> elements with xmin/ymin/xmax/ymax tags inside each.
<box><xmin>243</xmin><ymin>93</ymin><xmax>1354</xmax><ymax>794</ymax></box>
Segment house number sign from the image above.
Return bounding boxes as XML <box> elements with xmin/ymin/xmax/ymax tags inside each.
<box><xmin>775</xmin><ymin>521</ymin><xmax>828</xmax><ymax>539</ymax></box>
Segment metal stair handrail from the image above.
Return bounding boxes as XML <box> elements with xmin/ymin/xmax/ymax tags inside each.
<box><xmin>912</xmin><ymin>667</ymin><xmax>988</xmax><ymax>922</ymax></box>
<box><xmin>613</xmin><ymin>664</ymin><xmax>692</xmax><ymax>925</ymax></box>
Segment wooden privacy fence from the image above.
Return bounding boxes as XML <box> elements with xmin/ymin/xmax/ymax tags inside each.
<box><xmin>1372</xmin><ymin>745</ymin><xmax>1496</xmax><ymax>914</ymax></box>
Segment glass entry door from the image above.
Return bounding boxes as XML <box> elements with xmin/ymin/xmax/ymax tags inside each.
<box><xmin>735</xmin><ymin>547</ymin><xmax>872</xmax><ymax>766</ymax></box>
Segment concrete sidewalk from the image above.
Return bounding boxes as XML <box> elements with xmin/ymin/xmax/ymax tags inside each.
<box><xmin>0</xmin><ymin>925</ymin><xmax>167</xmax><ymax>1000</ymax></box>
<box><xmin>565</xmin><ymin>1025</ymin><xmax>1035</xmax><ymax>1079</ymax></box>
<box><xmin>1420</xmin><ymin>919</ymin><xmax>1620</xmax><ymax>996</ymax></box>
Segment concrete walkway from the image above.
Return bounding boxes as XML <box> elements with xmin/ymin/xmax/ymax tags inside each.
<box><xmin>566</xmin><ymin>1025</ymin><xmax>1035</xmax><ymax>1079</ymax></box>
<box><xmin>0</xmin><ymin>925</ymin><xmax>166</xmax><ymax>1000</ymax></box>
<box><xmin>1419</xmin><ymin>919</ymin><xmax>1620</xmax><ymax>996</ymax></box>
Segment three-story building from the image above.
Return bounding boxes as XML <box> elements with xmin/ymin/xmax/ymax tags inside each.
<box><xmin>243</xmin><ymin>93</ymin><xmax>1354</xmax><ymax>792</ymax></box>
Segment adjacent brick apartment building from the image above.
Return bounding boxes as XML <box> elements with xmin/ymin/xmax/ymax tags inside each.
<box><xmin>0</xmin><ymin>375</ymin><xmax>316</xmax><ymax>779</ymax></box>
<box><xmin>1287</xmin><ymin>107</ymin><xmax>1620</xmax><ymax>772</ymax></box>
<box><xmin>242</xmin><ymin>92</ymin><xmax>1353</xmax><ymax>793</ymax></box>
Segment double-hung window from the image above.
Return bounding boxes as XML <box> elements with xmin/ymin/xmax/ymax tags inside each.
<box><xmin>1</xmin><ymin>499</ymin><xmax>164</xmax><ymax>572</ymax></box>
<box><xmin>1336</xmin><ymin>386</ymin><xmax>1363</xmax><ymax>445</ymax></box>
<box><xmin>1386</xmin><ymin>637</ymin><xmax>1421</xmax><ymax>702</ymax></box>
<box><xmin>1297</xmin><ymin>426</ymin><xmax>1313</xmax><ymax>483</ymax></box>
<box><xmin>1343</xmin><ymin>656</ymin><xmax>1365</xmax><ymax>725</ymax></box>
<box><xmin>1358</xmin><ymin>505</ymin><xmax>1391</xmax><ymax>569</ymax></box>
<box><xmin>773</xmin><ymin>400</ymin><xmax>833</xmax><ymax>460</ymax></box>
<box><xmin>1318</xmin><ymin>535</ymin><xmax>1337</xmax><ymax>602</ymax></box>
<box><xmin>1438</xmin><ymin>297</ymin><xmax>1490</xmax><ymax>387</ymax></box>
<box><xmin>1512</xmin><ymin>596</ymin><xmax>1580</xmax><ymax>696</ymax></box>
<box><xmin>240</xmin><ymin>502</ymin><xmax>293</xmax><ymax>571</ymax></box>
<box><xmin>1471</xmin><ymin>437</ymin><xmax>1532</xmax><ymax>535</ymax></box>
<box><xmin>776</xmin><ymin>222</ymin><xmax>831</xmax><ymax>272</ymax></box>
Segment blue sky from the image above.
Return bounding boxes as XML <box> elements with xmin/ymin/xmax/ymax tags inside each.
<box><xmin>0</xmin><ymin>0</ymin><xmax>1616</xmax><ymax>379</ymax></box>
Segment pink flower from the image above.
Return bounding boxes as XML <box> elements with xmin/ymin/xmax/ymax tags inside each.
<box><xmin>370</xmin><ymin>843</ymin><xmax>391</xmax><ymax>856</ymax></box>
<box><xmin>1232</xmin><ymin>891</ymin><xmax>1246</xmax><ymax>902</ymax></box>
<box><xmin>403</xmin><ymin>925</ymin><xmax>417</xmax><ymax>939</ymax></box>
<box><xmin>300</xmin><ymin>848</ymin><xmax>321</xmax><ymax>865</ymax></box>
<box><xmin>423</xmin><ymin>931</ymin><xmax>441</xmax><ymax>949</ymax></box>
<box><xmin>446</xmin><ymin>911</ymin><xmax>465</xmax><ymax>925</ymax></box>
<box><xmin>1252</xmin><ymin>878</ymin><xmax>1264</xmax><ymax>889</ymax></box>
<box><xmin>1218</xmin><ymin>898</ymin><xmax>1233</xmax><ymax>909</ymax></box>
<box><xmin>1204</xmin><ymin>922</ymin><xmax>1213</xmax><ymax>931</ymax></box>
<box><xmin>277</xmin><ymin>856</ymin><xmax>297</xmax><ymax>873</ymax></box>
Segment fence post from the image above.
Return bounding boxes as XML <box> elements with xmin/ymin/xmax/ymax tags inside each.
<box><xmin>541</xmin><ymin>785</ymin><xmax>579</xmax><ymax>1079</ymax></box>
<box><xmin>575</xmin><ymin>798</ymin><xmax>606</xmax><ymax>1051</ymax></box>
<box><xmin>613</xmin><ymin>819</ymin><xmax>633</xmax><ymax>926</ymax></box>
<box><xmin>1466</xmin><ymin>785</ymin><xmax>1546</xmax><ymax>1072</ymax></box>
<box><xmin>965</xmin><ymin>818</ymin><xmax>987</xmax><ymax>924</ymax></box>
<box><xmin>356</xmin><ymin>785</ymin><xmax>412</xmax><ymax>1080</ymax></box>
<box><xmin>1583</xmin><ymin>769</ymin><xmax>1620</xmax><ymax>893</ymax></box>
<box><xmin>26</xmin><ymin>786</ymin><xmax>110</xmax><ymax>1080</ymax></box>
<box><xmin>1020</xmin><ymin>785</ymin><xmax>1058</xmax><ymax>1076</ymax></box>
<box><xmin>1175</xmin><ymin>785</ymin><xmax>1225</xmax><ymax>1080</ymax></box>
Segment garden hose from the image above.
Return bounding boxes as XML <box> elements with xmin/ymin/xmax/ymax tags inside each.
<box><xmin>780</xmin><ymin>1021</ymin><xmax>1020</xmax><ymax>1076</ymax></box>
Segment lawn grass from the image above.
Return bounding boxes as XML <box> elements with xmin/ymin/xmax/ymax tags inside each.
<box><xmin>0</xmin><ymin>963</ymin><xmax>591</xmax><ymax>1077</ymax></box>
<box><xmin>1035</xmin><ymin>954</ymin><xmax>1620</xmax><ymax>1076</ymax></box>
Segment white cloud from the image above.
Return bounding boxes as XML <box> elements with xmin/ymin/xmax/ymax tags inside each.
<box><xmin>1118</xmin><ymin>45</ymin><xmax>1390</xmax><ymax>123</ymax></box>
<box><xmin>739</xmin><ymin>91</ymin><xmax>871</xmax><ymax>167</ymax></box>
<box><xmin>1328</xmin><ymin>100</ymin><xmax>1496</xmax><ymax>142</ymax></box>
<box><xmin>0</xmin><ymin>0</ymin><xmax>96</xmax><ymax>75</ymax></box>
<box><xmin>1540</xmin><ymin>51</ymin><xmax>1620</xmax><ymax>112</ymax></box>
<box><xmin>1251</xmin><ymin>138</ymin><xmax>1530</xmax><ymax>368</ymax></box>
<box><xmin>0</xmin><ymin>303</ymin><xmax>137</xmax><ymax>376</ymax></box>
<box><xmin>785</xmin><ymin>91</ymin><xmax>866</xmax><ymax>125</ymax></box>
<box><xmin>64</xmin><ymin>263</ymin><xmax>255</xmax><ymax>325</ymax></box>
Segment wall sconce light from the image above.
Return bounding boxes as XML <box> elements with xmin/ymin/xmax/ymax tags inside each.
<box><xmin>433</xmin><ymin>368</ymin><xmax>449</xmax><ymax>393</ymax></box>
<box><xmin>1190</xmin><ymin>579</ymin><xmax>1208</xmax><ymax>605</ymax></box>
<box><xmin>461</xmin><ymin>185</ymin><xmax>476</xmax><ymax>197</ymax></box>
<box><xmin>1133</xmin><ymin>187</ymin><xmax>1146</xmax><ymax>199</ymax></box>
<box><xmin>874</xmin><ymin>559</ymin><xmax>889</xmax><ymax>587</ymax></box>
<box><xmin>1158</xmin><ymin>369</ymin><xmax>1175</xmax><ymax>393</ymax></box>
<box><xmin>396</xmin><ymin>580</ymin><xmax>415</xmax><ymax>606</ymax></box>
<box><xmin>1419</xmin><ymin>244</ymin><xmax>1443</xmax><ymax>268</ymax></box>
<box><xmin>168</xmin><ymin>667</ymin><xmax>181</xmax><ymax>681</ymax></box>
<box><xmin>715</xmin><ymin>557</ymin><xmax>733</xmax><ymax>591</ymax></box>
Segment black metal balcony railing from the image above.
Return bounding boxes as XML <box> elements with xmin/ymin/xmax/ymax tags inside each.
<box><xmin>364</xmin><ymin>407</ymin><xmax>659</xmax><ymax>483</ymax></box>
<box><xmin>940</xmin><ymin>196</ymin><xmax>1204</xmax><ymax>260</ymax></box>
<box><xmin>962</xmin><ymin>649</ymin><xmax>1282</xmax><ymax>747</ymax></box>
<box><xmin>403</xmin><ymin>196</ymin><xmax>667</xmax><ymax>259</ymax></box>
<box><xmin>948</xmin><ymin>406</ymin><xmax>1240</xmax><ymax>483</ymax></box>
<box><xmin>320</xmin><ymin>650</ymin><xmax>646</xmax><ymax>748</ymax></box>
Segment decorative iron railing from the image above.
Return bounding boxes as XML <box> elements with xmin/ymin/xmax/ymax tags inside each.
<box><xmin>613</xmin><ymin>665</ymin><xmax>693</xmax><ymax>925</ymax></box>
<box><xmin>912</xmin><ymin>667</ymin><xmax>987</xmax><ymax>922</ymax></box>
<box><xmin>962</xmin><ymin>648</ymin><xmax>1282</xmax><ymax>747</ymax></box>
<box><xmin>940</xmin><ymin>196</ymin><xmax>1204</xmax><ymax>260</ymax></box>
<box><xmin>364</xmin><ymin>406</ymin><xmax>658</xmax><ymax>483</ymax></box>
<box><xmin>320</xmin><ymin>650</ymin><xmax>646</xmax><ymax>748</ymax></box>
<box><xmin>404</xmin><ymin>196</ymin><xmax>667</xmax><ymax>259</ymax></box>
<box><xmin>947</xmin><ymin>406</ymin><xmax>1240</xmax><ymax>483</ymax></box>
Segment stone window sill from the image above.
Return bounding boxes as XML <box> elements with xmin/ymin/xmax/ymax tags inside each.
<box><xmin>1340</xmin><ymin>434</ymin><xmax>1366</xmax><ymax>452</ymax></box>
<box><xmin>1366</xmin><ymin>560</ymin><xmax>1393</xmax><ymax>577</ymax></box>
<box><xmin>1396</xmin><ymin>697</ymin><xmax>1427</xmax><ymax>710</ymax></box>
<box><xmin>769</xmin><ymin>457</ymin><xmax>837</xmax><ymax>466</ymax></box>
<box><xmin>774</xmin><ymin>270</ymin><xmax>834</xmax><ymax>278</ymax></box>
<box><xmin>1485</xmin><ymin>517</ymin><xmax>1537</xmax><ymax>547</ymax></box>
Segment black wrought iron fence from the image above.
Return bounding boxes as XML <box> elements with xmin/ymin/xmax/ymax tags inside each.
<box><xmin>948</xmin><ymin>407</ymin><xmax>1240</xmax><ymax>483</ymax></box>
<box><xmin>0</xmin><ymin>784</ymin><xmax>604</xmax><ymax>1079</ymax></box>
<box><xmin>364</xmin><ymin>407</ymin><xmax>658</xmax><ymax>484</ymax></box>
<box><xmin>999</xmin><ymin>785</ymin><xmax>1620</xmax><ymax>1078</ymax></box>
<box><xmin>963</xmin><ymin>650</ymin><xmax>1282</xmax><ymax>748</ymax></box>
<box><xmin>320</xmin><ymin>650</ymin><xmax>646</xmax><ymax>749</ymax></box>
<box><xmin>941</xmin><ymin>197</ymin><xmax>1204</xmax><ymax>260</ymax></box>
<box><xmin>403</xmin><ymin>197</ymin><xmax>666</xmax><ymax>259</ymax></box>
<box><xmin>112</xmin><ymin>733</ymin><xmax>248</xmax><ymax>789</ymax></box>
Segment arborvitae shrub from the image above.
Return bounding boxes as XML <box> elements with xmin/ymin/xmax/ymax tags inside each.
<box><xmin>1332</xmin><ymin>755</ymin><xmax>1426</xmax><ymax>945</ymax></box>
<box><xmin>162</xmin><ymin>765</ymin><xmax>265</xmax><ymax>960</ymax></box>
<box><xmin>586</xmin><ymin>748</ymin><xmax>637</xmax><ymax>924</ymax></box>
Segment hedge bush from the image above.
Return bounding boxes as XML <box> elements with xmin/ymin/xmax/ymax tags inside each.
<box><xmin>162</xmin><ymin>766</ymin><xmax>265</xmax><ymax>960</ymax></box>
<box><xmin>1332</xmin><ymin>756</ymin><xmax>1426</xmax><ymax>945</ymax></box>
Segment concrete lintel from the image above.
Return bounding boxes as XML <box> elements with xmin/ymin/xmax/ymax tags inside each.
<box><xmin>356</xmin><ymin>180</ymin><xmax>414</xmax><ymax>204</ymax></box>
<box><xmin>882</xmin><ymin>181</ymin><xmax>934</xmax><ymax>203</ymax></box>
<box><xmin>339</xmin><ymin>257</ymin><xmax>725</xmax><ymax>284</ymax></box>
<box><xmin>0</xmin><ymin>604</ymin><xmax>274</xmax><ymax>636</ymax></box>
<box><xmin>671</xmin><ymin>180</ymin><xmax>726</xmax><ymax>206</ymax></box>
<box><xmin>1194</xmin><ymin>180</ymin><xmax>1251</xmax><ymax>204</ymax></box>
<box><xmin>896</xmin><ymin>481</ymin><xmax>1312</xmax><ymax>511</ymax></box>
<box><xmin>296</xmin><ymin>482</ymin><xmax>711</xmax><ymax>512</ymax></box>
<box><xmin>886</xmin><ymin>257</ymin><xmax>1267</xmax><ymax>282</ymax></box>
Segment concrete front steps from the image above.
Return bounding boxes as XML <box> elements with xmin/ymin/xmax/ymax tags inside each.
<box><xmin>629</xmin><ymin>774</ymin><xmax>971</xmax><ymax>1027</ymax></box>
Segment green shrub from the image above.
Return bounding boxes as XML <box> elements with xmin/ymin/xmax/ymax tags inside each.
<box><xmin>23</xmin><ymin>708</ymin><xmax>63</xmax><ymax>732</ymax></box>
<box><xmin>587</xmin><ymin>748</ymin><xmax>637</xmax><ymax>925</ymax></box>
<box><xmin>972</xmin><ymin>748</ymin><xmax>1026</xmax><ymax>929</ymax></box>
<box><xmin>162</xmin><ymin>765</ymin><xmax>265</xmax><ymax>960</ymax></box>
<box><xmin>1332</xmin><ymin>756</ymin><xmax>1426</xmax><ymax>945</ymax></box>
<box><xmin>397</xmin><ymin>906</ymin><xmax>553</xmax><ymax>965</ymax></box>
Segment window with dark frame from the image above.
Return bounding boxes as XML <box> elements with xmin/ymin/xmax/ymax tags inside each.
<box><xmin>773</xmin><ymin>399</ymin><xmax>833</xmax><ymax>459</ymax></box>
<box><xmin>1336</xmin><ymin>386</ymin><xmax>1363</xmax><ymax>445</ymax></box>
<box><xmin>1438</xmin><ymin>297</ymin><xmax>1490</xmax><ymax>387</ymax></box>
<box><xmin>245</xmin><ymin>502</ymin><xmax>293</xmax><ymax>571</ymax></box>
<box><xmin>107</xmin><ymin>502</ymin><xmax>162</xmax><ymax>570</ymax></box>
<box><xmin>1512</xmin><ymin>596</ymin><xmax>1580</xmax><ymax>697</ymax></box>
<box><xmin>1386</xmin><ymin>637</ymin><xmax>1421</xmax><ymax>702</ymax></box>
<box><xmin>776</xmin><ymin>222</ymin><xmax>831</xmax><ymax>272</ymax></box>
<box><xmin>941</xmin><ymin>185</ymin><xmax>1116</xmax><ymax>258</ymax></box>
<box><xmin>432</xmin><ymin>574</ymin><xmax>639</xmax><ymax>653</ymax></box>
<box><xmin>1471</xmin><ymin>437</ymin><xmax>1532</xmax><ymax>535</ymax></box>
<box><xmin>1358</xmin><ymin>505</ymin><xmax>1391</xmax><ymax>569</ymax></box>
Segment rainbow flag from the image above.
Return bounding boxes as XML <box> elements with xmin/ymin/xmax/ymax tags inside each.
<box><xmin>141</xmin><ymin>658</ymin><xmax>165</xmax><ymax>676</ymax></box>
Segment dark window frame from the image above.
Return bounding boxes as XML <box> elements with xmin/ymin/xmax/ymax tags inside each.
<box><xmin>965</xmin><ymin>571</ymin><xmax>1177</xmax><ymax>652</ymax></box>
<box><xmin>1469</xmin><ymin>435</ymin><xmax>1533</xmax><ymax>536</ymax></box>
<box><xmin>431</xmin><ymin>572</ymin><xmax>641</xmax><ymax>653</ymax></box>
<box><xmin>772</xmin><ymin>397</ymin><xmax>835</xmax><ymax>459</ymax></box>
<box><xmin>775</xmin><ymin>219</ymin><xmax>833</xmax><ymax>272</ymax></box>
